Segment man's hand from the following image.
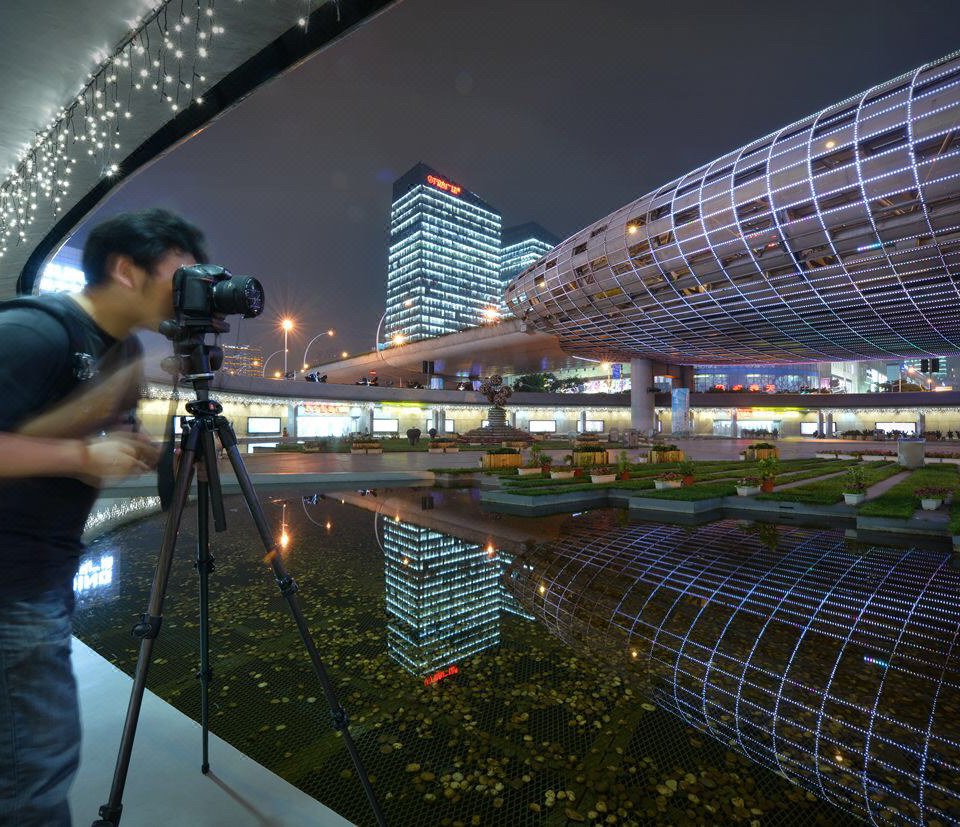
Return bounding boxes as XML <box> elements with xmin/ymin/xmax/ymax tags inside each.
<box><xmin>80</xmin><ymin>432</ymin><xmax>160</xmax><ymax>482</ymax></box>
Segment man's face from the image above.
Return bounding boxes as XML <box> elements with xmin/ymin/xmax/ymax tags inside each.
<box><xmin>139</xmin><ymin>249</ymin><xmax>197</xmax><ymax>330</ymax></box>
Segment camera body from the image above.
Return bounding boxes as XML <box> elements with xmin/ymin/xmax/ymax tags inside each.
<box><xmin>170</xmin><ymin>264</ymin><xmax>264</xmax><ymax>328</ymax></box>
<box><xmin>160</xmin><ymin>264</ymin><xmax>265</xmax><ymax>378</ymax></box>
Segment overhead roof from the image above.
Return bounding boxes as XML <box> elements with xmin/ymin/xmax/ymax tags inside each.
<box><xmin>0</xmin><ymin>0</ymin><xmax>397</xmax><ymax>298</ymax></box>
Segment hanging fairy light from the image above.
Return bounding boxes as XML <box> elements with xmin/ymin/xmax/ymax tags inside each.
<box><xmin>0</xmin><ymin>0</ymin><xmax>339</xmax><ymax>260</ymax></box>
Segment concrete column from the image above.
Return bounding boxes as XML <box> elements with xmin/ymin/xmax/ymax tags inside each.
<box><xmin>368</xmin><ymin>405</ymin><xmax>375</xmax><ymax>435</ymax></box>
<box><xmin>579</xmin><ymin>411</ymin><xmax>587</xmax><ymax>434</ymax></box>
<box><xmin>918</xmin><ymin>412</ymin><xmax>926</xmax><ymax>437</ymax></box>
<box><xmin>817</xmin><ymin>411</ymin><xmax>825</xmax><ymax>436</ymax></box>
<box><xmin>510</xmin><ymin>411</ymin><xmax>517</xmax><ymax>427</ymax></box>
<box><xmin>826</xmin><ymin>412</ymin><xmax>834</xmax><ymax>436</ymax></box>
<box><xmin>630</xmin><ymin>358</ymin><xmax>654</xmax><ymax>435</ymax></box>
<box><xmin>679</xmin><ymin>365</ymin><xmax>695</xmax><ymax>389</ymax></box>
<box><xmin>730</xmin><ymin>410</ymin><xmax>738</xmax><ymax>438</ymax></box>
<box><xmin>287</xmin><ymin>402</ymin><xmax>297</xmax><ymax>438</ymax></box>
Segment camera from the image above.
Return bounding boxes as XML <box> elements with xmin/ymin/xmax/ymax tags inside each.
<box><xmin>170</xmin><ymin>264</ymin><xmax>264</xmax><ymax>327</ymax></box>
<box><xmin>160</xmin><ymin>264</ymin><xmax>265</xmax><ymax>378</ymax></box>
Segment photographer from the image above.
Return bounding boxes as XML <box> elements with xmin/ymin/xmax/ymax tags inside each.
<box><xmin>0</xmin><ymin>208</ymin><xmax>206</xmax><ymax>826</ymax></box>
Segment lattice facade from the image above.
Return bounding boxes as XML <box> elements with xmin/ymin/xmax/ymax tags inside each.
<box><xmin>507</xmin><ymin>52</ymin><xmax>960</xmax><ymax>364</ymax></box>
<box><xmin>507</xmin><ymin>519</ymin><xmax>960</xmax><ymax>825</ymax></box>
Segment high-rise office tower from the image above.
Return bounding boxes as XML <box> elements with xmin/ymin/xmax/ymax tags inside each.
<box><xmin>385</xmin><ymin>163</ymin><xmax>502</xmax><ymax>345</ymax></box>
<box><xmin>499</xmin><ymin>223</ymin><xmax>558</xmax><ymax>314</ymax></box>
<box><xmin>383</xmin><ymin>517</ymin><xmax>501</xmax><ymax>677</ymax></box>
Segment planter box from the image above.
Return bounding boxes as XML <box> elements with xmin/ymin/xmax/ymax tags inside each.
<box><xmin>921</xmin><ymin>497</ymin><xmax>943</xmax><ymax>511</ymax></box>
<box><xmin>517</xmin><ymin>467</ymin><xmax>543</xmax><ymax>477</ymax></box>
<box><xmin>482</xmin><ymin>453</ymin><xmax>522</xmax><ymax>470</ymax></box>
<box><xmin>742</xmin><ymin>448</ymin><xmax>779</xmax><ymax>462</ymax></box>
<box><xmin>572</xmin><ymin>450</ymin><xmax>607</xmax><ymax>467</ymax></box>
<box><xmin>736</xmin><ymin>485</ymin><xmax>761</xmax><ymax>496</ymax></box>
<box><xmin>654</xmin><ymin>479</ymin><xmax>682</xmax><ymax>490</ymax></box>
<box><xmin>428</xmin><ymin>447</ymin><xmax>445</xmax><ymax>454</ymax></box>
<box><xmin>843</xmin><ymin>492</ymin><xmax>866</xmax><ymax>505</ymax></box>
<box><xmin>444</xmin><ymin>446</ymin><xmax>459</xmax><ymax>453</ymax></box>
<box><xmin>550</xmin><ymin>470</ymin><xmax>575</xmax><ymax>479</ymax></box>
<box><xmin>350</xmin><ymin>447</ymin><xmax>366</xmax><ymax>454</ymax></box>
<box><xmin>649</xmin><ymin>450</ymin><xmax>685</xmax><ymax>464</ymax></box>
<box><xmin>366</xmin><ymin>448</ymin><xmax>383</xmax><ymax>454</ymax></box>
<box><xmin>590</xmin><ymin>473</ymin><xmax>617</xmax><ymax>484</ymax></box>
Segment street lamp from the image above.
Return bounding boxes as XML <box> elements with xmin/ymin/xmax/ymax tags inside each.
<box><xmin>280</xmin><ymin>318</ymin><xmax>294</xmax><ymax>377</ymax></box>
<box><xmin>375</xmin><ymin>298</ymin><xmax>414</xmax><ymax>355</ymax></box>
<box><xmin>262</xmin><ymin>349</ymin><xmax>285</xmax><ymax>377</ymax></box>
<box><xmin>301</xmin><ymin>329</ymin><xmax>336</xmax><ymax>373</ymax></box>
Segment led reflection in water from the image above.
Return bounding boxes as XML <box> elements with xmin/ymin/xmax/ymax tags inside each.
<box><xmin>507</xmin><ymin>520</ymin><xmax>960</xmax><ymax>825</ymax></box>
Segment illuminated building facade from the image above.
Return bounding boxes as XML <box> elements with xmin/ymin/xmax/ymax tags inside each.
<box><xmin>385</xmin><ymin>162</ymin><xmax>502</xmax><ymax>344</ymax></box>
<box><xmin>507</xmin><ymin>52</ymin><xmax>960</xmax><ymax>365</ymax></box>
<box><xmin>507</xmin><ymin>519</ymin><xmax>960</xmax><ymax>825</ymax></box>
<box><xmin>382</xmin><ymin>517</ymin><xmax>501</xmax><ymax>676</ymax></box>
<box><xmin>499</xmin><ymin>223</ymin><xmax>558</xmax><ymax>314</ymax></box>
<box><xmin>221</xmin><ymin>344</ymin><xmax>264</xmax><ymax>378</ymax></box>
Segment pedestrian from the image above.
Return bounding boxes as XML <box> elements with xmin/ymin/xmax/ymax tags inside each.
<box><xmin>0</xmin><ymin>208</ymin><xmax>205</xmax><ymax>825</ymax></box>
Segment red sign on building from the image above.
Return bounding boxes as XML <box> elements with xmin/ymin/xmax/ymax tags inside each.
<box><xmin>426</xmin><ymin>174</ymin><xmax>462</xmax><ymax>196</ymax></box>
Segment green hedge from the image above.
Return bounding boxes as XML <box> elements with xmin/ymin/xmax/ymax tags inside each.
<box><xmin>757</xmin><ymin>462</ymin><xmax>900</xmax><ymax>505</ymax></box>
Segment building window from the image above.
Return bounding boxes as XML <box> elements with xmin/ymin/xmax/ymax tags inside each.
<box><xmin>860</xmin><ymin>126</ymin><xmax>909</xmax><ymax>156</ymax></box>
<box><xmin>589</xmin><ymin>225</ymin><xmax>608</xmax><ymax>237</ymax></box>
<box><xmin>529</xmin><ymin>420</ymin><xmax>557</xmax><ymax>433</ymax></box>
<box><xmin>373</xmin><ymin>418</ymin><xmax>399</xmax><ymax>433</ymax></box>
<box><xmin>577</xmin><ymin>419</ymin><xmax>604</xmax><ymax>433</ymax></box>
<box><xmin>247</xmin><ymin>417</ymin><xmax>281</xmax><ymax>435</ymax></box>
<box><xmin>673</xmin><ymin>205</ymin><xmax>700</xmax><ymax>225</ymax></box>
<box><xmin>573</xmin><ymin>242</ymin><xmax>588</xmax><ymax>255</ymax></box>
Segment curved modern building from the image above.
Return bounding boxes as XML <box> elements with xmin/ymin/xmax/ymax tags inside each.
<box><xmin>507</xmin><ymin>51</ymin><xmax>960</xmax><ymax>365</ymax></box>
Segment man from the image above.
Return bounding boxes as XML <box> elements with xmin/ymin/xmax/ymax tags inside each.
<box><xmin>0</xmin><ymin>208</ymin><xmax>207</xmax><ymax>826</ymax></box>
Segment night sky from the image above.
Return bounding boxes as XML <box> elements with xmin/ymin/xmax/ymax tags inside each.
<box><xmin>65</xmin><ymin>0</ymin><xmax>960</xmax><ymax>364</ymax></box>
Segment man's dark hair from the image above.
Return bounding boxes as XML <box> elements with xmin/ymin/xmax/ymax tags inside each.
<box><xmin>82</xmin><ymin>208</ymin><xmax>208</xmax><ymax>287</ymax></box>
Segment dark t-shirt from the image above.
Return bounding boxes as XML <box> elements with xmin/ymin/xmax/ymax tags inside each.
<box><xmin>0</xmin><ymin>295</ymin><xmax>140</xmax><ymax>599</ymax></box>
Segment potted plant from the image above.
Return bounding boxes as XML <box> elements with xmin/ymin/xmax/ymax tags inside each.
<box><xmin>916</xmin><ymin>485</ymin><xmax>949</xmax><ymax>511</ymax></box>
<box><xmin>677</xmin><ymin>460</ymin><xmax>696</xmax><ymax>486</ymax></box>
<box><xmin>616</xmin><ymin>450</ymin><xmax>631</xmax><ymax>481</ymax></box>
<box><xmin>571</xmin><ymin>442</ymin><xmax>606</xmax><ymax>466</ymax></box>
<box><xmin>649</xmin><ymin>443</ymin><xmax>684</xmax><ymax>464</ymax></box>
<box><xmin>741</xmin><ymin>442</ymin><xmax>779</xmax><ymax>462</ymax></box>
<box><xmin>842</xmin><ymin>466</ymin><xmax>867</xmax><ymax>505</ymax></box>
<box><xmin>590</xmin><ymin>466</ymin><xmax>617</xmax><ymax>484</ymax></box>
<box><xmin>550</xmin><ymin>455</ymin><xmax>575</xmax><ymax>480</ymax></box>
<box><xmin>518</xmin><ymin>444</ymin><xmax>546</xmax><ymax>476</ymax></box>
<box><xmin>736</xmin><ymin>476</ymin><xmax>762</xmax><ymax>496</ymax></box>
<box><xmin>756</xmin><ymin>456</ymin><xmax>780</xmax><ymax>493</ymax></box>
<box><xmin>654</xmin><ymin>471</ymin><xmax>683</xmax><ymax>490</ymax></box>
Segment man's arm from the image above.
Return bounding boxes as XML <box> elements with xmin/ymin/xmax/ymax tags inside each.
<box><xmin>0</xmin><ymin>431</ymin><xmax>154</xmax><ymax>480</ymax></box>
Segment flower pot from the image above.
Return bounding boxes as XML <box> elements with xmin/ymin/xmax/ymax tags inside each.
<box><xmin>843</xmin><ymin>492</ymin><xmax>866</xmax><ymax>505</ymax></box>
<box><xmin>921</xmin><ymin>497</ymin><xmax>943</xmax><ymax>511</ymax></box>
<box><xmin>682</xmin><ymin>475</ymin><xmax>695</xmax><ymax>487</ymax></box>
<box><xmin>760</xmin><ymin>478</ymin><xmax>775</xmax><ymax>493</ymax></box>
<box><xmin>550</xmin><ymin>470</ymin><xmax>575</xmax><ymax>480</ymax></box>
<box><xmin>736</xmin><ymin>485</ymin><xmax>761</xmax><ymax>496</ymax></box>
<box><xmin>654</xmin><ymin>479</ymin><xmax>682</xmax><ymax>490</ymax></box>
<box><xmin>617</xmin><ymin>472</ymin><xmax>631</xmax><ymax>481</ymax></box>
<box><xmin>590</xmin><ymin>473</ymin><xmax>616</xmax><ymax>484</ymax></box>
<box><xmin>517</xmin><ymin>467</ymin><xmax>542</xmax><ymax>476</ymax></box>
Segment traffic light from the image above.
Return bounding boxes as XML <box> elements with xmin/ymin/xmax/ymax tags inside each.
<box><xmin>920</xmin><ymin>359</ymin><xmax>929</xmax><ymax>373</ymax></box>
<box><xmin>931</xmin><ymin>358</ymin><xmax>941</xmax><ymax>373</ymax></box>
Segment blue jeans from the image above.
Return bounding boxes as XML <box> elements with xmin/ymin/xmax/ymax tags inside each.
<box><xmin>0</xmin><ymin>590</ymin><xmax>79</xmax><ymax>827</ymax></box>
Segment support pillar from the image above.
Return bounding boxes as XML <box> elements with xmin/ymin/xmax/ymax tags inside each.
<box><xmin>826</xmin><ymin>412</ymin><xmax>834</xmax><ymax>436</ymax></box>
<box><xmin>579</xmin><ymin>411</ymin><xmax>587</xmax><ymax>434</ymax></box>
<box><xmin>818</xmin><ymin>411</ymin><xmax>825</xmax><ymax>436</ymax></box>
<box><xmin>679</xmin><ymin>365</ymin><xmax>696</xmax><ymax>390</ymax></box>
<box><xmin>630</xmin><ymin>359</ymin><xmax>654</xmax><ymax>436</ymax></box>
<box><xmin>368</xmin><ymin>405</ymin><xmax>375</xmax><ymax>435</ymax></box>
<box><xmin>917</xmin><ymin>412</ymin><xmax>926</xmax><ymax>437</ymax></box>
<box><xmin>287</xmin><ymin>402</ymin><xmax>297</xmax><ymax>439</ymax></box>
<box><xmin>730</xmin><ymin>410</ymin><xmax>738</xmax><ymax>438</ymax></box>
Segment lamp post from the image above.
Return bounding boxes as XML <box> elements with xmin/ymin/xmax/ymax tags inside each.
<box><xmin>280</xmin><ymin>318</ymin><xmax>294</xmax><ymax>377</ymax></box>
<box><xmin>301</xmin><ymin>329</ymin><xmax>336</xmax><ymax>374</ymax></box>
<box><xmin>262</xmin><ymin>349</ymin><xmax>285</xmax><ymax>377</ymax></box>
<box><xmin>375</xmin><ymin>298</ymin><xmax>414</xmax><ymax>356</ymax></box>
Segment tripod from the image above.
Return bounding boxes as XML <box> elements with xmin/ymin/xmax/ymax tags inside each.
<box><xmin>93</xmin><ymin>364</ymin><xmax>386</xmax><ymax>826</ymax></box>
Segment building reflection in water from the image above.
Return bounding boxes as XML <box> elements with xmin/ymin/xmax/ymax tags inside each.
<box><xmin>382</xmin><ymin>516</ymin><xmax>502</xmax><ymax>678</ymax></box>
<box><xmin>506</xmin><ymin>519</ymin><xmax>960</xmax><ymax>825</ymax></box>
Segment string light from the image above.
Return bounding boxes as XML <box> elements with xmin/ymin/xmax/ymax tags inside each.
<box><xmin>0</xmin><ymin>0</ymin><xmax>337</xmax><ymax>260</ymax></box>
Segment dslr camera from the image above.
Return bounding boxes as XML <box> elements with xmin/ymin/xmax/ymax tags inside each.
<box><xmin>160</xmin><ymin>264</ymin><xmax>265</xmax><ymax>377</ymax></box>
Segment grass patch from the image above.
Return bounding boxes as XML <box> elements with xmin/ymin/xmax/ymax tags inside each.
<box><xmin>757</xmin><ymin>462</ymin><xmax>900</xmax><ymax>505</ymax></box>
<box><xmin>858</xmin><ymin>466</ymin><xmax>960</xmax><ymax>519</ymax></box>
<box><xmin>633</xmin><ymin>482</ymin><xmax>737</xmax><ymax>500</ymax></box>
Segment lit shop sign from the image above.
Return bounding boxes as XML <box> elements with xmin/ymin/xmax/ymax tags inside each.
<box><xmin>426</xmin><ymin>174</ymin><xmax>462</xmax><ymax>196</ymax></box>
<box><xmin>74</xmin><ymin>555</ymin><xmax>114</xmax><ymax>594</ymax></box>
<box><xmin>423</xmin><ymin>664</ymin><xmax>459</xmax><ymax>686</ymax></box>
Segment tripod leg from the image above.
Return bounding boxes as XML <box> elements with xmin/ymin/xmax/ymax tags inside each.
<box><xmin>195</xmin><ymin>474</ymin><xmax>213</xmax><ymax>774</ymax></box>
<box><xmin>216</xmin><ymin>422</ymin><xmax>387</xmax><ymax>827</ymax></box>
<box><xmin>93</xmin><ymin>426</ymin><xmax>200</xmax><ymax>827</ymax></box>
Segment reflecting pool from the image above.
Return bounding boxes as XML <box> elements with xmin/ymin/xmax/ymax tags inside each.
<box><xmin>74</xmin><ymin>485</ymin><xmax>957</xmax><ymax>826</ymax></box>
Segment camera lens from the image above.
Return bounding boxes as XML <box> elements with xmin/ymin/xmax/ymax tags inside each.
<box><xmin>211</xmin><ymin>276</ymin><xmax>265</xmax><ymax>318</ymax></box>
